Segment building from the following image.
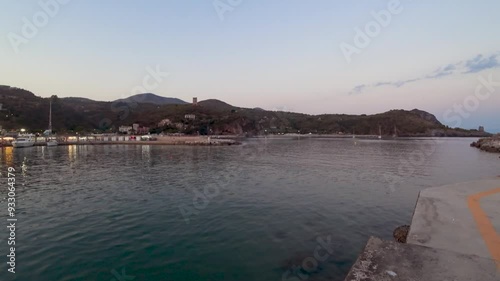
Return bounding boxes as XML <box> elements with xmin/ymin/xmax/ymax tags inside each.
<box><xmin>118</xmin><ymin>126</ymin><xmax>133</xmax><ymax>134</ymax></box>
<box><xmin>192</xmin><ymin>97</ymin><xmax>198</xmax><ymax>105</ymax></box>
<box><xmin>478</xmin><ymin>126</ymin><xmax>485</xmax><ymax>132</ymax></box>
<box><xmin>133</xmin><ymin>123</ymin><xmax>140</xmax><ymax>132</ymax></box>
<box><xmin>136</xmin><ymin>126</ymin><xmax>150</xmax><ymax>135</ymax></box>
<box><xmin>158</xmin><ymin>118</ymin><xmax>171</xmax><ymax>127</ymax></box>
<box><xmin>184</xmin><ymin>114</ymin><xmax>196</xmax><ymax>120</ymax></box>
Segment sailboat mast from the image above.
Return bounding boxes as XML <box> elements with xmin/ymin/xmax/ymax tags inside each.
<box><xmin>49</xmin><ymin>100</ymin><xmax>52</xmax><ymax>132</ymax></box>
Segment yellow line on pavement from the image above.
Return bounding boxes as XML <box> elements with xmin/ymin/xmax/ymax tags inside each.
<box><xmin>468</xmin><ymin>187</ymin><xmax>500</xmax><ymax>269</ymax></box>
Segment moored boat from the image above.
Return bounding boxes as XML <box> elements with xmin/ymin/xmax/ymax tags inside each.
<box><xmin>12</xmin><ymin>134</ymin><xmax>35</xmax><ymax>148</ymax></box>
<box><xmin>45</xmin><ymin>99</ymin><xmax>58</xmax><ymax>147</ymax></box>
<box><xmin>47</xmin><ymin>139</ymin><xmax>58</xmax><ymax>147</ymax></box>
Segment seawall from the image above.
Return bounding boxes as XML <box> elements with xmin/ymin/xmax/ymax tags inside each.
<box><xmin>343</xmin><ymin>178</ymin><xmax>500</xmax><ymax>280</ymax></box>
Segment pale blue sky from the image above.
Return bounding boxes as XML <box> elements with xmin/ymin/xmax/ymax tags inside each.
<box><xmin>1</xmin><ymin>0</ymin><xmax>499</xmax><ymax>132</ymax></box>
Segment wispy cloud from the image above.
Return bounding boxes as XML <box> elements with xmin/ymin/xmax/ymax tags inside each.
<box><xmin>464</xmin><ymin>54</ymin><xmax>499</xmax><ymax>73</ymax></box>
<box><xmin>351</xmin><ymin>84</ymin><xmax>367</xmax><ymax>94</ymax></box>
<box><xmin>350</xmin><ymin>52</ymin><xmax>500</xmax><ymax>94</ymax></box>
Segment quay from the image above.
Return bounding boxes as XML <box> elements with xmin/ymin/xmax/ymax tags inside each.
<box><xmin>344</xmin><ymin>178</ymin><xmax>500</xmax><ymax>280</ymax></box>
<box><xmin>0</xmin><ymin>135</ymin><xmax>239</xmax><ymax>147</ymax></box>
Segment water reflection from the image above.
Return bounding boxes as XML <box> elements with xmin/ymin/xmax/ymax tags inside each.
<box><xmin>141</xmin><ymin>145</ymin><xmax>151</xmax><ymax>163</ymax></box>
<box><xmin>4</xmin><ymin>147</ymin><xmax>13</xmax><ymax>166</ymax></box>
<box><xmin>20</xmin><ymin>156</ymin><xmax>28</xmax><ymax>180</ymax></box>
<box><xmin>68</xmin><ymin>145</ymin><xmax>77</xmax><ymax>162</ymax></box>
<box><xmin>1</xmin><ymin>139</ymin><xmax>498</xmax><ymax>281</ymax></box>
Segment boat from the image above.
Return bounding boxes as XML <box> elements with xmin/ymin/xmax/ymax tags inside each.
<box><xmin>45</xmin><ymin>100</ymin><xmax>58</xmax><ymax>147</ymax></box>
<box><xmin>12</xmin><ymin>134</ymin><xmax>35</xmax><ymax>148</ymax></box>
<box><xmin>47</xmin><ymin>139</ymin><xmax>58</xmax><ymax>146</ymax></box>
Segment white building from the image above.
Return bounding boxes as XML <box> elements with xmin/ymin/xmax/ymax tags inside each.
<box><xmin>184</xmin><ymin>114</ymin><xmax>196</xmax><ymax>120</ymax></box>
<box><xmin>118</xmin><ymin>126</ymin><xmax>133</xmax><ymax>134</ymax></box>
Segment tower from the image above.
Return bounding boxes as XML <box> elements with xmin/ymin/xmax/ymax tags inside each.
<box><xmin>193</xmin><ymin>97</ymin><xmax>198</xmax><ymax>106</ymax></box>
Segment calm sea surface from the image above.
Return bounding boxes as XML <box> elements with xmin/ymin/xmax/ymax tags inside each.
<box><xmin>0</xmin><ymin>137</ymin><xmax>498</xmax><ymax>281</ymax></box>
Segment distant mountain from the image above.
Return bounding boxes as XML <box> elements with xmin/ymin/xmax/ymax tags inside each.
<box><xmin>115</xmin><ymin>93</ymin><xmax>187</xmax><ymax>105</ymax></box>
<box><xmin>61</xmin><ymin>97</ymin><xmax>97</xmax><ymax>103</ymax></box>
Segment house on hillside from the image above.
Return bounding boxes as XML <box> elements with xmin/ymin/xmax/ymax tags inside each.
<box><xmin>184</xmin><ymin>114</ymin><xmax>196</xmax><ymax>120</ymax></box>
<box><xmin>132</xmin><ymin>123</ymin><xmax>149</xmax><ymax>134</ymax></box>
<box><xmin>136</xmin><ymin>126</ymin><xmax>149</xmax><ymax>134</ymax></box>
<box><xmin>119</xmin><ymin>126</ymin><xmax>132</xmax><ymax>134</ymax></box>
<box><xmin>158</xmin><ymin>118</ymin><xmax>172</xmax><ymax>127</ymax></box>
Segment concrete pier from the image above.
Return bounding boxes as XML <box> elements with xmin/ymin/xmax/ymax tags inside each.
<box><xmin>344</xmin><ymin>178</ymin><xmax>500</xmax><ymax>280</ymax></box>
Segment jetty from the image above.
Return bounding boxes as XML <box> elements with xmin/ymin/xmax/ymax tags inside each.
<box><xmin>344</xmin><ymin>178</ymin><xmax>500</xmax><ymax>280</ymax></box>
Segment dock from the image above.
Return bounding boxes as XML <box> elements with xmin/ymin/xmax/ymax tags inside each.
<box><xmin>344</xmin><ymin>178</ymin><xmax>500</xmax><ymax>280</ymax></box>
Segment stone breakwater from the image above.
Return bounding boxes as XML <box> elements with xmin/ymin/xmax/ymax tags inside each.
<box><xmin>470</xmin><ymin>136</ymin><xmax>500</xmax><ymax>153</ymax></box>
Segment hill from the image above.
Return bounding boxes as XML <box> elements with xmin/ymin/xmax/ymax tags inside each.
<box><xmin>114</xmin><ymin>93</ymin><xmax>187</xmax><ymax>105</ymax></box>
<box><xmin>198</xmin><ymin>99</ymin><xmax>236</xmax><ymax>111</ymax></box>
<box><xmin>0</xmin><ymin>85</ymin><xmax>492</xmax><ymax>137</ymax></box>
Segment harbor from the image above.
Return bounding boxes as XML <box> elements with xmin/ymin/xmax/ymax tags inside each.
<box><xmin>0</xmin><ymin>135</ymin><xmax>240</xmax><ymax>147</ymax></box>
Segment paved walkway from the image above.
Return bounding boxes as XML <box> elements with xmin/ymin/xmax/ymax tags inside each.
<box><xmin>344</xmin><ymin>177</ymin><xmax>500</xmax><ymax>280</ymax></box>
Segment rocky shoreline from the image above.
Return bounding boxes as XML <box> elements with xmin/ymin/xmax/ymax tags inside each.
<box><xmin>470</xmin><ymin>136</ymin><xmax>500</xmax><ymax>153</ymax></box>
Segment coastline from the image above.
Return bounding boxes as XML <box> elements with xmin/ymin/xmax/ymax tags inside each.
<box><xmin>470</xmin><ymin>136</ymin><xmax>500</xmax><ymax>153</ymax></box>
<box><xmin>2</xmin><ymin>134</ymin><xmax>493</xmax><ymax>148</ymax></box>
<box><xmin>1</xmin><ymin>135</ymin><xmax>240</xmax><ymax>147</ymax></box>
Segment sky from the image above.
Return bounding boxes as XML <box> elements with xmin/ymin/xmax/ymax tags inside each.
<box><xmin>1</xmin><ymin>0</ymin><xmax>499</xmax><ymax>132</ymax></box>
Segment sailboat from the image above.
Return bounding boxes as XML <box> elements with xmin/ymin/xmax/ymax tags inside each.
<box><xmin>46</xmin><ymin>100</ymin><xmax>58</xmax><ymax>147</ymax></box>
<box><xmin>378</xmin><ymin>125</ymin><xmax>382</xmax><ymax>139</ymax></box>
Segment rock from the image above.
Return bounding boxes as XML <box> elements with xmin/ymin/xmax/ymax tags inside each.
<box><xmin>393</xmin><ymin>225</ymin><xmax>410</xmax><ymax>243</ymax></box>
<box><xmin>471</xmin><ymin>137</ymin><xmax>500</xmax><ymax>153</ymax></box>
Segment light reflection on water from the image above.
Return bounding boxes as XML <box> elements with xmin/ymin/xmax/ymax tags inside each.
<box><xmin>0</xmin><ymin>138</ymin><xmax>498</xmax><ymax>281</ymax></box>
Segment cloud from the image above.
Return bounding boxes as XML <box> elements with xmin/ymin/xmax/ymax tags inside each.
<box><xmin>464</xmin><ymin>54</ymin><xmax>499</xmax><ymax>73</ymax></box>
<box><xmin>350</xmin><ymin>52</ymin><xmax>500</xmax><ymax>94</ymax></box>
<box><xmin>394</xmin><ymin>78</ymin><xmax>421</xmax><ymax>87</ymax></box>
<box><xmin>374</xmin><ymin>81</ymin><xmax>392</xmax><ymax>87</ymax></box>
<box><xmin>351</xmin><ymin>84</ymin><xmax>366</xmax><ymax>94</ymax></box>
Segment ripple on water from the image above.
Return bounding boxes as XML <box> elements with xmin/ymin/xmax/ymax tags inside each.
<box><xmin>3</xmin><ymin>139</ymin><xmax>499</xmax><ymax>281</ymax></box>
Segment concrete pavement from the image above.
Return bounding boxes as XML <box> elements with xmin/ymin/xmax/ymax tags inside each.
<box><xmin>344</xmin><ymin>177</ymin><xmax>500</xmax><ymax>280</ymax></box>
<box><xmin>408</xmin><ymin>178</ymin><xmax>500</xmax><ymax>264</ymax></box>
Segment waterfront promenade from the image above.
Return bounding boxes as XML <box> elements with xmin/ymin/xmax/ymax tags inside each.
<box><xmin>0</xmin><ymin>135</ymin><xmax>239</xmax><ymax>147</ymax></box>
<box><xmin>344</xmin><ymin>178</ymin><xmax>500</xmax><ymax>280</ymax></box>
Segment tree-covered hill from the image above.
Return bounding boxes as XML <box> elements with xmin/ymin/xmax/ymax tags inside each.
<box><xmin>0</xmin><ymin>85</ymin><xmax>491</xmax><ymax>137</ymax></box>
